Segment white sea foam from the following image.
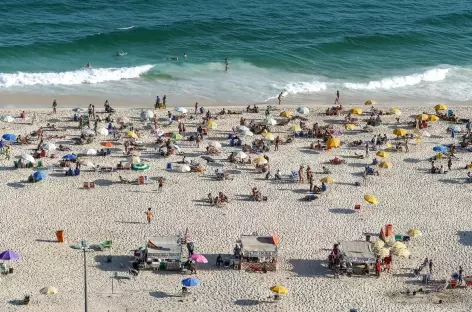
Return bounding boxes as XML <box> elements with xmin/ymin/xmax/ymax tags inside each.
<box><xmin>116</xmin><ymin>26</ymin><xmax>134</xmax><ymax>30</ymax></box>
<box><xmin>283</xmin><ymin>81</ymin><xmax>328</xmax><ymax>95</ymax></box>
<box><xmin>0</xmin><ymin>65</ymin><xmax>154</xmax><ymax>87</ymax></box>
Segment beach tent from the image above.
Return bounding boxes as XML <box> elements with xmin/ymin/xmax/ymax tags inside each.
<box><xmin>235</xmin><ymin>151</ymin><xmax>247</xmax><ymax>159</ymax></box>
<box><xmin>378</xmin><ymin>161</ymin><xmax>392</xmax><ymax>168</ymax></box>
<box><xmin>376</xmin><ymin>151</ymin><xmax>390</xmax><ymax>158</ymax></box>
<box><xmin>84</xmin><ymin>149</ymin><xmax>97</xmax><ymax>155</ymax></box>
<box><xmin>40</xmin><ymin>286</ymin><xmax>58</xmax><ymax>295</ymax></box>
<box><xmin>1</xmin><ymin>116</ymin><xmax>14</xmax><ymax>123</ymax></box>
<box><xmin>171</xmin><ymin>132</ymin><xmax>183</xmax><ymax>140</ymax></box>
<box><xmin>279</xmin><ymin>111</ymin><xmax>293</xmax><ymax>118</ymax></box>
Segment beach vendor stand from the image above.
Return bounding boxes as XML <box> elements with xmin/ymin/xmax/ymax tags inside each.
<box><xmin>328</xmin><ymin>241</ymin><xmax>376</xmax><ymax>276</ymax></box>
<box><xmin>134</xmin><ymin>235</ymin><xmax>186</xmax><ymax>271</ymax></box>
<box><xmin>235</xmin><ymin>234</ymin><xmax>279</xmax><ymax>272</ymax></box>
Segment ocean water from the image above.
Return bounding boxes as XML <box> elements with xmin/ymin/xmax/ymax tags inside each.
<box><xmin>2</xmin><ymin>0</ymin><xmax>472</xmax><ymax>105</ymax></box>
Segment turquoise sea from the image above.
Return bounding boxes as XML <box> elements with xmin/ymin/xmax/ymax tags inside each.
<box><xmin>1</xmin><ymin>0</ymin><xmax>472</xmax><ymax>104</ymax></box>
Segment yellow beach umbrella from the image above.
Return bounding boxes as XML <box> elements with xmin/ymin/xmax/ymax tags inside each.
<box><xmin>434</xmin><ymin>104</ymin><xmax>447</xmax><ymax>111</ymax></box>
<box><xmin>373</xmin><ymin>240</ymin><xmax>385</xmax><ymax>250</ymax></box>
<box><xmin>208</xmin><ymin>120</ymin><xmax>218</xmax><ymax>129</ymax></box>
<box><xmin>351</xmin><ymin>108</ymin><xmax>363</xmax><ymax>115</ymax></box>
<box><xmin>127</xmin><ymin>131</ymin><xmax>138</xmax><ymax>138</ymax></box>
<box><xmin>365</xmin><ymin>100</ymin><xmax>377</xmax><ymax>105</ymax></box>
<box><xmin>270</xmin><ymin>285</ymin><xmax>288</xmax><ymax>295</ymax></box>
<box><xmin>291</xmin><ymin>125</ymin><xmax>302</xmax><ymax>132</ymax></box>
<box><xmin>326</xmin><ymin>137</ymin><xmax>340</xmax><ymax>148</ymax></box>
<box><xmin>364</xmin><ymin>194</ymin><xmax>378</xmax><ymax>205</ymax></box>
<box><xmin>416</xmin><ymin>114</ymin><xmax>429</xmax><ymax>121</ymax></box>
<box><xmin>379</xmin><ymin>161</ymin><xmax>392</xmax><ymax>169</ymax></box>
<box><xmin>376</xmin><ymin>151</ymin><xmax>390</xmax><ymax>158</ymax></box>
<box><xmin>320</xmin><ymin>177</ymin><xmax>335</xmax><ymax>183</ymax></box>
<box><xmin>254</xmin><ymin>156</ymin><xmax>268</xmax><ymax>165</ymax></box>
<box><xmin>392</xmin><ymin>241</ymin><xmax>407</xmax><ymax>250</ymax></box>
<box><xmin>407</xmin><ymin>229</ymin><xmax>422</xmax><ymax>237</ymax></box>
<box><xmin>395</xmin><ymin>248</ymin><xmax>411</xmax><ymax>258</ymax></box>
<box><xmin>384</xmin><ymin>142</ymin><xmax>393</xmax><ymax>150</ymax></box>
<box><xmin>345</xmin><ymin>123</ymin><xmax>356</xmax><ymax>130</ymax></box>
<box><xmin>393</xmin><ymin>128</ymin><xmax>407</xmax><ymax>137</ymax></box>
<box><xmin>265</xmin><ymin>133</ymin><xmax>275</xmax><ymax>141</ymax></box>
<box><xmin>390</xmin><ymin>107</ymin><xmax>402</xmax><ymax>115</ymax></box>
<box><xmin>40</xmin><ymin>286</ymin><xmax>58</xmax><ymax>295</ymax></box>
<box><xmin>428</xmin><ymin>115</ymin><xmax>439</xmax><ymax>122</ymax></box>
<box><xmin>377</xmin><ymin>248</ymin><xmax>390</xmax><ymax>258</ymax></box>
<box><xmin>280</xmin><ymin>111</ymin><xmax>293</xmax><ymax>118</ymax></box>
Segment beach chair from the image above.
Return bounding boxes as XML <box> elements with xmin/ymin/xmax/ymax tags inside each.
<box><xmin>447</xmin><ymin>109</ymin><xmax>453</xmax><ymax>117</ymax></box>
<box><xmin>290</xmin><ymin>170</ymin><xmax>298</xmax><ymax>182</ymax></box>
<box><xmin>89</xmin><ymin>182</ymin><xmax>95</xmax><ymax>188</ymax></box>
<box><xmin>354</xmin><ymin>204</ymin><xmax>361</xmax><ymax>212</ymax></box>
<box><xmin>83</xmin><ymin>182</ymin><xmax>89</xmax><ymax>189</ymax></box>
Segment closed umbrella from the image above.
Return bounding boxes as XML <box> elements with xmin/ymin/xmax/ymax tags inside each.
<box><xmin>208</xmin><ymin>141</ymin><xmax>222</xmax><ymax>149</ymax></box>
<box><xmin>365</xmin><ymin>100</ymin><xmax>376</xmax><ymax>105</ymax></box>
<box><xmin>434</xmin><ymin>104</ymin><xmax>447</xmax><ymax>111</ymax></box>
<box><xmin>0</xmin><ymin>250</ymin><xmax>20</xmax><ymax>261</ymax></box>
<box><xmin>42</xmin><ymin>143</ymin><xmax>57</xmax><ymax>151</ymax></box>
<box><xmin>1</xmin><ymin>116</ymin><xmax>14</xmax><ymax>123</ymax></box>
<box><xmin>175</xmin><ymin>107</ymin><xmax>188</xmax><ymax>114</ymax></box>
<box><xmin>364</xmin><ymin>194</ymin><xmax>378</xmax><ymax>205</ymax></box>
<box><xmin>40</xmin><ymin>286</ymin><xmax>58</xmax><ymax>295</ymax></box>
<box><xmin>270</xmin><ymin>285</ymin><xmax>288</xmax><ymax>295</ymax></box>
<box><xmin>326</xmin><ymin>138</ymin><xmax>340</xmax><ymax>148</ymax></box>
<box><xmin>182</xmin><ymin>277</ymin><xmax>200</xmax><ymax>287</ymax></box>
<box><xmin>97</xmin><ymin>128</ymin><xmax>108</xmax><ymax>136</ymax></box>
<box><xmin>21</xmin><ymin>154</ymin><xmax>35</xmax><ymax>163</ymax></box>
<box><xmin>33</xmin><ymin>171</ymin><xmax>48</xmax><ymax>181</ymax></box>
<box><xmin>393</xmin><ymin>128</ymin><xmax>407</xmax><ymax>137</ymax></box>
<box><xmin>189</xmin><ymin>254</ymin><xmax>208</xmax><ymax>263</ymax></box>
<box><xmin>2</xmin><ymin>134</ymin><xmax>17</xmax><ymax>141</ymax></box>
<box><xmin>296</xmin><ymin>106</ymin><xmax>310</xmax><ymax>115</ymax></box>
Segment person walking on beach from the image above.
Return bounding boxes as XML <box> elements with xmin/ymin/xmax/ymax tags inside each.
<box><xmin>52</xmin><ymin>99</ymin><xmax>57</xmax><ymax>114</ymax></box>
<box><xmin>278</xmin><ymin>92</ymin><xmax>284</xmax><ymax>105</ymax></box>
<box><xmin>309</xmin><ymin>175</ymin><xmax>314</xmax><ymax>192</ymax></box>
<box><xmin>298</xmin><ymin>166</ymin><xmax>304</xmax><ymax>183</ymax></box>
<box><xmin>334</xmin><ymin>90</ymin><xmax>340</xmax><ymax>104</ymax></box>
<box><xmin>145</xmin><ymin>208</ymin><xmax>153</xmax><ymax>224</ymax></box>
<box><xmin>163</xmin><ymin>95</ymin><xmax>167</xmax><ymax>108</ymax></box>
<box><xmin>459</xmin><ymin>266</ymin><xmax>463</xmax><ymax>284</ymax></box>
<box><xmin>362</xmin><ymin>170</ymin><xmax>367</xmax><ymax>186</ymax></box>
<box><xmin>153</xmin><ymin>114</ymin><xmax>158</xmax><ymax>129</ymax></box>
<box><xmin>448</xmin><ymin>157</ymin><xmax>452</xmax><ymax>170</ymax></box>
<box><xmin>404</xmin><ymin>138</ymin><xmax>409</xmax><ymax>153</ymax></box>
<box><xmin>194</xmin><ymin>102</ymin><xmax>199</xmax><ymax>115</ymax></box>
<box><xmin>158</xmin><ymin>177</ymin><xmax>164</xmax><ymax>192</ymax></box>
<box><xmin>429</xmin><ymin>259</ymin><xmax>433</xmax><ymax>274</ymax></box>
<box><xmin>365</xmin><ymin>143</ymin><xmax>369</xmax><ymax>157</ymax></box>
<box><xmin>275</xmin><ymin>136</ymin><xmax>280</xmax><ymax>151</ymax></box>
<box><xmin>155</xmin><ymin>95</ymin><xmax>161</xmax><ymax>109</ymax></box>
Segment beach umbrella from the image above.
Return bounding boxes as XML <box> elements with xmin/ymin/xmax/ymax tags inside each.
<box><xmin>364</xmin><ymin>194</ymin><xmax>378</xmax><ymax>205</ymax></box>
<box><xmin>364</xmin><ymin>100</ymin><xmax>376</xmax><ymax>105</ymax></box>
<box><xmin>2</xmin><ymin>133</ymin><xmax>16</xmax><ymax>141</ymax></box>
<box><xmin>291</xmin><ymin>125</ymin><xmax>302</xmax><ymax>132</ymax></box>
<box><xmin>416</xmin><ymin>114</ymin><xmax>429</xmax><ymax>121</ymax></box>
<box><xmin>129</xmin><ymin>155</ymin><xmax>140</xmax><ymax>164</ymax></box>
<box><xmin>434</xmin><ymin>104</ymin><xmax>447</xmax><ymax>111</ymax></box>
<box><xmin>140</xmin><ymin>110</ymin><xmax>154</xmax><ymax>120</ymax></box>
<box><xmin>265</xmin><ymin>133</ymin><xmax>275</xmax><ymax>141</ymax></box>
<box><xmin>101</xmin><ymin>142</ymin><xmax>114</xmax><ymax>148</ymax></box>
<box><xmin>279</xmin><ymin>111</ymin><xmax>293</xmax><ymax>118</ymax></box>
<box><xmin>0</xmin><ymin>250</ymin><xmax>20</xmax><ymax>261</ymax></box>
<box><xmin>132</xmin><ymin>163</ymin><xmax>151</xmax><ymax>171</ymax></box>
<box><xmin>243</xmin><ymin>130</ymin><xmax>254</xmax><ymax>137</ymax></box>
<box><xmin>433</xmin><ymin>145</ymin><xmax>449</xmax><ymax>153</ymax></box>
<box><xmin>390</xmin><ymin>107</ymin><xmax>402</xmax><ymax>115</ymax></box>
<box><xmin>180</xmin><ymin>165</ymin><xmax>191</xmax><ymax>173</ymax></box>
<box><xmin>320</xmin><ymin>177</ymin><xmax>335</xmax><ymax>183</ymax></box>
<box><xmin>97</xmin><ymin>127</ymin><xmax>108</xmax><ymax>136</ymax></box>
<box><xmin>296</xmin><ymin>106</ymin><xmax>310</xmax><ymax>115</ymax></box>
<box><xmin>208</xmin><ymin>141</ymin><xmax>222</xmax><ymax>149</ymax></box>
<box><xmin>378</xmin><ymin>161</ymin><xmax>392</xmax><ymax>169</ymax></box>
<box><xmin>63</xmin><ymin>154</ymin><xmax>77</xmax><ymax>160</ymax></box>
<box><xmin>1</xmin><ymin>116</ymin><xmax>14</xmax><ymax>123</ymax></box>
<box><xmin>421</xmin><ymin>130</ymin><xmax>431</xmax><ymax>137</ymax></box>
<box><xmin>127</xmin><ymin>131</ymin><xmax>138</xmax><ymax>138</ymax></box>
<box><xmin>392</xmin><ymin>128</ymin><xmax>407</xmax><ymax>137</ymax></box>
<box><xmin>350</xmin><ymin>108</ymin><xmax>363</xmax><ymax>115</ymax></box>
<box><xmin>208</xmin><ymin>120</ymin><xmax>218</xmax><ymax>129</ymax></box>
<box><xmin>237</xmin><ymin>126</ymin><xmax>250</xmax><ymax>133</ymax></box>
<box><xmin>344</xmin><ymin>123</ymin><xmax>356</xmax><ymax>130</ymax></box>
<box><xmin>40</xmin><ymin>286</ymin><xmax>58</xmax><ymax>295</ymax></box>
<box><xmin>83</xmin><ymin>160</ymin><xmax>94</xmax><ymax>167</ymax></box>
<box><xmin>407</xmin><ymin>229</ymin><xmax>422</xmax><ymax>237</ymax></box>
<box><xmin>21</xmin><ymin>154</ymin><xmax>35</xmax><ymax>163</ymax></box>
<box><xmin>373</xmin><ymin>240</ymin><xmax>385</xmax><ymax>250</ymax></box>
<box><xmin>171</xmin><ymin>132</ymin><xmax>183</xmax><ymax>140</ymax></box>
<box><xmin>270</xmin><ymin>285</ymin><xmax>288</xmax><ymax>295</ymax></box>
<box><xmin>182</xmin><ymin>277</ymin><xmax>200</xmax><ymax>287</ymax></box>
<box><xmin>33</xmin><ymin>170</ymin><xmax>48</xmax><ymax>181</ymax></box>
<box><xmin>190</xmin><ymin>254</ymin><xmax>208</xmax><ymax>263</ymax></box>
<box><xmin>392</xmin><ymin>241</ymin><xmax>407</xmax><ymax>250</ymax></box>
<box><xmin>376</xmin><ymin>248</ymin><xmax>390</xmax><ymax>258</ymax></box>
<box><xmin>428</xmin><ymin>115</ymin><xmax>439</xmax><ymax>122</ymax></box>
<box><xmin>81</xmin><ymin>129</ymin><xmax>94</xmax><ymax>136</ymax></box>
<box><xmin>263</xmin><ymin>117</ymin><xmax>277</xmax><ymax>126</ymax></box>
<box><xmin>254</xmin><ymin>157</ymin><xmax>268</xmax><ymax>165</ymax></box>
<box><xmin>84</xmin><ymin>149</ymin><xmax>97</xmax><ymax>155</ymax></box>
<box><xmin>326</xmin><ymin>137</ymin><xmax>340</xmax><ymax>148</ymax></box>
<box><xmin>175</xmin><ymin>107</ymin><xmax>188</xmax><ymax>114</ymax></box>
<box><xmin>235</xmin><ymin>151</ymin><xmax>247</xmax><ymax>159</ymax></box>
<box><xmin>117</xmin><ymin>117</ymin><xmax>129</xmax><ymax>124</ymax></box>
<box><xmin>376</xmin><ymin>151</ymin><xmax>390</xmax><ymax>158</ymax></box>
<box><xmin>395</xmin><ymin>248</ymin><xmax>411</xmax><ymax>258</ymax></box>
<box><xmin>451</xmin><ymin>125</ymin><xmax>462</xmax><ymax>132</ymax></box>
<box><xmin>42</xmin><ymin>142</ymin><xmax>57</xmax><ymax>151</ymax></box>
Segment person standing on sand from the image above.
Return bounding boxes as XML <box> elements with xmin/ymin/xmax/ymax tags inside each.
<box><xmin>404</xmin><ymin>138</ymin><xmax>409</xmax><ymax>153</ymax></box>
<box><xmin>309</xmin><ymin>175</ymin><xmax>314</xmax><ymax>192</ymax></box>
<box><xmin>298</xmin><ymin>166</ymin><xmax>304</xmax><ymax>183</ymax></box>
<box><xmin>158</xmin><ymin>177</ymin><xmax>164</xmax><ymax>192</ymax></box>
<box><xmin>375</xmin><ymin>259</ymin><xmax>381</xmax><ymax>278</ymax></box>
<box><xmin>362</xmin><ymin>170</ymin><xmax>367</xmax><ymax>186</ymax></box>
<box><xmin>194</xmin><ymin>102</ymin><xmax>198</xmax><ymax>115</ymax></box>
<box><xmin>145</xmin><ymin>207</ymin><xmax>153</xmax><ymax>224</ymax></box>
<box><xmin>429</xmin><ymin>259</ymin><xmax>433</xmax><ymax>274</ymax></box>
<box><xmin>52</xmin><ymin>99</ymin><xmax>57</xmax><ymax>114</ymax></box>
<box><xmin>459</xmin><ymin>266</ymin><xmax>463</xmax><ymax>284</ymax></box>
<box><xmin>153</xmin><ymin>115</ymin><xmax>158</xmax><ymax>129</ymax></box>
<box><xmin>278</xmin><ymin>92</ymin><xmax>283</xmax><ymax>105</ymax></box>
<box><xmin>365</xmin><ymin>143</ymin><xmax>369</xmax><ymax>157</ymax></box>
<box><xmin>163</xmin><ymin>95</ymin><xmax>167</xmax><ymax>108</ymax></box>
<box><xmin>448</xmin><ymin>157</ymin><xmax>452</xmax><ymax>170</ymax></box>
<box><xmin>334</xmin><ymin>90</ymin><xmax>340</xmax><ymax>104</ymax></box>
<box><xmin>306</xmin><ymin>166</ymin><xmax>312</xmax><ymax>181</ymax></box>
<box><xmin>275</xmin><ymin>136</ymin><xmax>280</xmax><ymax>151</ymax></box>
<box><xmin>92</xmin><ymin>105</ymin><xmax>95</xmax><ymax>119</ymax></box>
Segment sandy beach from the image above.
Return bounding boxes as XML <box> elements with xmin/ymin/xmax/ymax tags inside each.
<box><xmin>0</xmin><ymin>102</ymin><xmax>471</xmax><ymax>312</ymax></box>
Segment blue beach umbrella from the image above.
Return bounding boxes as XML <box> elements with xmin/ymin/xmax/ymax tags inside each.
<box><xmin>2</xmin><ymin>133</ymin><xmax>17</xmax><ymax>141</ymax></box>
<box><xmin>0</xmin><ymin>250</ymin><xmax>20</xmax><ymax>261</ymax></box>
<box><xmin>33</xmin><ymin>171</ymin><xmax>48</xmax><ymax>182</ymax></box>
<box><xmin>433</xmin><ymin>146</ymin><xmax>449</xmax><ymax>153</ymax></box>
<box><xmin>63</xmin><ymin>154</ymin><xmax>77</xmax><ymax>160</ymax></box>
<box><xmin>182</xmin><ymin>277</ymin><xmax>200</xmax><ymax>287</ymax></box>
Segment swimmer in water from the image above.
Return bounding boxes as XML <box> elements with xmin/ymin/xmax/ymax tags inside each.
<box><xmin>116</xmin><ymin>51</ymin><xmax>125</xmax><ymax>56</ymax></box>
<box><xmin>86</xmin><ymin>62</ymin><xmax>92</xmax><ymax>68</ymax></box>
<box><xmin>184</xmin><ymin>53</ymin><xmax>187</xmax><ymax>59</ymax></box>
<box><xmin>225</xmin><ymin>63</ymin><xmax>229</xmax><ymax>72</ymax></box>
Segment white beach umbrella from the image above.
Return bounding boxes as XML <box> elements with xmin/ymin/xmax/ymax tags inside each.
<box><xmin>21</xmin><ymin>154</ymin><xmax>35</xmax><ymax>163</ymax></box>
<box><xmin>243</xmin><ymin>130</ymin><xmax>254</xmax><ymax>137</ymax></box>
<box><xmin>40</xmin><ymin>286</ymin><xmax>58</xmax><ymax>295</ymax></box>
<box><xmin>140</xmin><ymin>110</ymin><xmax>154</xmax><ymax>120</ymax></box>
<box><xmin>2</xmin><ymin>116</ymin><xmax>14</xmax><ymax>123</ymax></box>
<box><xmin>83</xmin><ymin>160</ymin><xmax>95</xmax><ymax>167</ymax></box>
<box><xmin>129</xmin><ymin>155</ymin><xmax>141</xmax><ymax>164</ymax></box>
<box><xmin>97</xmin><ymin>127</ymin><xmax>108</xmax><ymax>136</ymax></box>
<box><xmin>42</xmin><ymin>143</ymin><xmax>57</xmax><ymax>151</ymax></box>
<box><xmin>84</xmin><ymin>149</ymin><xmax>97</xmax><ymax>155</ymax></box>
<box><xmin>117</xmin><ymin>117</ymin><xmax>129</xmax><ymax>124</ymax></box>
<box><xmin>237</xmin><ymin>126</ymin><xmax>250</xmax><ymax>133</ymax></box>
<box><xmin>263</xmin><ymin>117</ymin><xmax>277</xmax><ymax>126</ymax></box>
<box><xmin>451</xmin><ymin>125</ymin><xmax>462</xmax><ymax>132</ymax></box>
<box><xmin>175</xmin><ymin>107</ymin><xmax>188</xmax><ymax>114</ymax></box>
<box><xmin>180</xmin><ymin>165</ymin><xmax>191</xmax><ymax>172</ymax></box>
<box><xmin>235</xmin><ymin>151</ymin><xmax>247</xmax><ymax>159</ymax></box>
<box><xmin>208</xmin><ymin>141</ymin><xmax>222</xmax><ymax>149</ymax></box>
<box><xmin>297</xmin><ymin>106</ymin><xmax>310</xmax><ymax>115</ymax></box>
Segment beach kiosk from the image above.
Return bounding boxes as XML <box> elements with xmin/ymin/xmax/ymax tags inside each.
<box><xmin>328</xmin><ymin>241</ymin><xmax>376</xmax><ymax>276</ymax></box>
<box><xmin>135</xmin><ymin>236</ymin><xmax>186</xmax><ymax>271</ymax></box>
<box><xmin>235</xmin><ymin>234</ymin><xmax>279</xmax><ymax>272</ymax></box>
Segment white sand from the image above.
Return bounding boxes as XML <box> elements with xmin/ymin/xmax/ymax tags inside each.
<box><xmin>0</xmin><ymin>104</ymin><xmax>471</xmax><ymax>312</ymax></box>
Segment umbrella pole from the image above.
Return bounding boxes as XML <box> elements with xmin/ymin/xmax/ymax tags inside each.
<box><xmin>83</xmin><ymin>247</ymin><xmax>88</xmax><ymax>312</ymax></box>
